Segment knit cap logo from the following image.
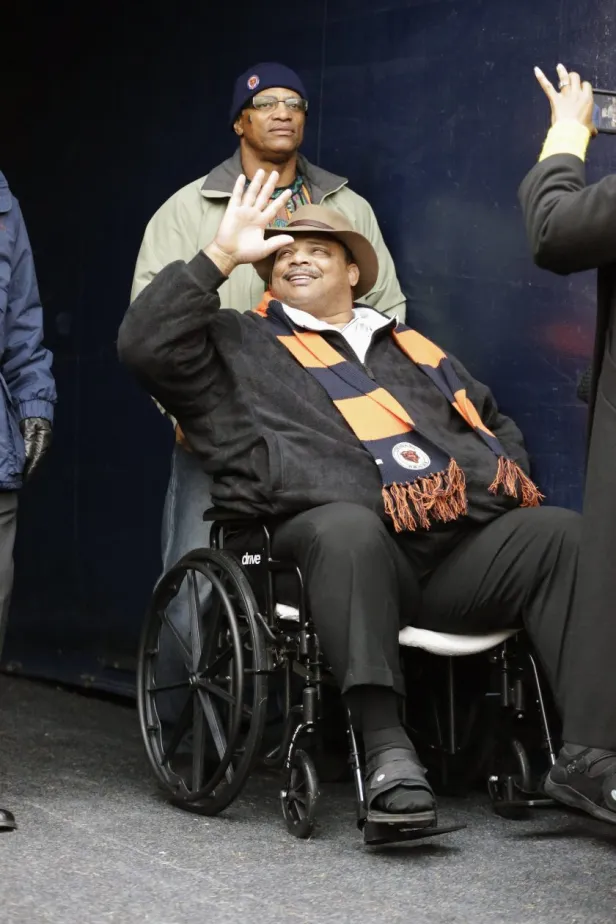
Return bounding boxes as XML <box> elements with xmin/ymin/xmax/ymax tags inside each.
<box><xmin>247</xmin><ymin>74</ymin><xmax>260</xmax><ymax>90</ymax></box>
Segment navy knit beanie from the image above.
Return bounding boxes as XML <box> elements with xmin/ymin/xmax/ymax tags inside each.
<box><xmin>229</xmin><ymin>62</ymin><xmax>308</xmax><ymax>127</ymax></box>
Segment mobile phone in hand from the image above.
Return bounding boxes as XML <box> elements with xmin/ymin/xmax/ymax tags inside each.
<box><xmin>593</xmin><ymin>90</ymin><xmax>616</xmax><ymax>134</ymax></box>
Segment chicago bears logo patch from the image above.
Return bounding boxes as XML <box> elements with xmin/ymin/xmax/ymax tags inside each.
<box><xmin>392</xmin><ymin>442</ymin><xmax>431</xmax><ymax>471</ymax></box>
<box><xmin>247</xmin><ymin>74</ymin><xmax>260</xmax><ymax>90</ymax></box>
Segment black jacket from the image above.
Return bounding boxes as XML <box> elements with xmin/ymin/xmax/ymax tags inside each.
<box><xmin>519</xmin><ymin>153</ymin><xmax>616</xmax><ymax>424</ymax></box>
<box><xmin>118</xmin><ymin>253</ymin><xmax>529</xmax><ymax>524</ymax></box>
<box><xmin>519</xmin><ymin>152</ymin><xmax>616</xmax><ymax>674</ymax></box>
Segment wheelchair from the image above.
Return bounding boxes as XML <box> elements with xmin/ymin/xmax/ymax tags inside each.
<box><xmin>136</xmin><ymin>509</ymin><xmax>558</xmax><ymax>846</ymax></box>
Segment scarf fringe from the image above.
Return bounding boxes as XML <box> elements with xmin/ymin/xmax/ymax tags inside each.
<box><xmin>383</xmin><ymin>457</ymin><xmax>544</xmax><ymax>533</ymax></box>
<box><xmin>382</xmin><ymin>459</ymin><xmax>468</xmax><ymax>533</ymax></box>
<box><xmin>488</xmin><ymin>457</ymin><xmax>544</xmax><ymax>508</ymax></box>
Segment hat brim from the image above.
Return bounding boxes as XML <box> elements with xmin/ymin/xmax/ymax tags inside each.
<box><xmin>254</xmin><ymin>226</ymin><xmax>379</xmax><ymax>299</ymax></box>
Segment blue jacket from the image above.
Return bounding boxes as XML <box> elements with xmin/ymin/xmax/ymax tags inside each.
<box><xmin>0</xmin><ymin>172</ymin><xmax>56</xmax><ymax>490</ymax></box>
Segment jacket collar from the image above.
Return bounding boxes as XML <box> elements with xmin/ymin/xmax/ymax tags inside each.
<box><xmin>200</xmin><ymin>148</ymin><xmax>348</xmax><ymax>204</ymax></box>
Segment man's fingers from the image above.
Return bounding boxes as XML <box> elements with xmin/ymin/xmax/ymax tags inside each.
<box><xmin>24</xmin><ymin>459</ymin><xmax>39</xmax><ymax>481</ymax></box>
<box><xmin>556</xmin><ymin>62</ymin><xmax>570</xmax><ymax>90</ymax></box>
<box><xmin>22</xmin><ymin>447</ymin><xmax>37</xmax><ymax>481</ymax></box>
<box><xmin>568</xmin><ymin>71</ymin><xmax>582</xmax><ymax>93</ymax></box>
<box><xmin>261</xmin><ymin>188</ymin><xmax>293</xmax><ymax>225</ymax></box>
<box><xmin>229</xmin><ymin>173</ymin><xmax>246</xmax><ymax>209</ymax></box>
<box><xmin>254</xmin><ymin>171</ymin><xmax>282</xmax><ymax>210</ymax></box>
<box><xmin>582</xmin><ymin>79</ymin><xmax>594</xmax><ymax>99</ymax></box>
<box><xmin>534</xmin><ymin>67</ymin><xmax>557</xmax><ymax>100</ymax></box>
<box><xmin>243</xmin><ymin>169</ymin><xmax>265</xmax><ymax>208</ymax></box>
<box><xmin>260</xmin><ymin>234</ymin><xmax>294</xmax><ymax>258</ymax></box>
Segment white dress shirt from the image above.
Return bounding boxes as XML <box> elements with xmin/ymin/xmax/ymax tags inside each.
<box><xmin>282</xmin><ymin>304</ymin><xmax>395</xmax><ymax>363</ymax></box>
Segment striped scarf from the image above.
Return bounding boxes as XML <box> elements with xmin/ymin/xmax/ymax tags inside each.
<box><xmin>255</xmin><ymin>294</ymin><xmax>543</xmax><ymax>532</ymax></box>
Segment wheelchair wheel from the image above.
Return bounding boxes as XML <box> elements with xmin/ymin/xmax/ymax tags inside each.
<box><xmin>281</xmin><ymin>749</ymin><xmax>319</xmax><ymax>839</ymax></box>
<box><xmin>137</xmin><ymin>548</ymin><xmax>269</xmax><ymax>816</ymax></box>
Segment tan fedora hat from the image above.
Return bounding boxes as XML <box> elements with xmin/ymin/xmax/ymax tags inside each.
<box><xmin>256</xmin><ymin>204</ymin><xmax>379</xmax><ymax>298</ymax></box>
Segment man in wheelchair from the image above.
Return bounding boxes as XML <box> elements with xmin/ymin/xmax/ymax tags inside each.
<box><xmin>119</xmin><ymin>171</ymin><xmax>616</xmax><ymax>837</ymax></box>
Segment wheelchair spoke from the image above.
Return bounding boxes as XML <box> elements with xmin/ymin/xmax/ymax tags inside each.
<box><xmin>161</xmin><ymin>694</ymin><xmax>192</xmax><ymax>765</ymax></box>
<box><xmin>187</xmin><ymin>570</ymin><xmax>203</xmax><ymax>672</ymax></box>
<box><xmin>160</xmin><ymin>612</ymin><xmax>192</xmax><ymax>671</ymax></box>
<box><xmin>192</xmin><ymin>692</ymin><xmax>206</xmax><ymax>793</ymax></box>
<box><xmin>204</xmin><ymin>626</ymin><xmax>250</xmax><ymax>679</ymax></box>
<box><xmin>198</xmin><ymin>678</ymin><xmax>236</xmax><ymax>707</ymax></box>
<box><xmin>196</xmin><ymin>596</ymin><xmax>223</xmax><ymax>675</ymax></box>
<box><xmin>202</xmin><ymin>643</ymin><xmax>234</xmax><ymax>680</ymax></box>
<box><xmin>147</xmin><ymin>679</ymin><xmax>190</xmax><ymax>695</ymax></box>
<box><xmin>197</xmin><ymin>689</ymin><xmax>235</xmax><ymax>785</ymax></box>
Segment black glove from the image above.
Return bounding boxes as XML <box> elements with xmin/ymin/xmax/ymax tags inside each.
<box><xmin>20</xmin><ymin>417</ymin><xmax>52</xmax><ymax>480</ymax></box>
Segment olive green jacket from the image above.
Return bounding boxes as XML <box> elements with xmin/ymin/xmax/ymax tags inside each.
<box><xmin>131</xmin><ymin>149</ymin><xmax>406</xmax><ymax>316</ymax></box>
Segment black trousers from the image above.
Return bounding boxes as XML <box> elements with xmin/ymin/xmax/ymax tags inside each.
<box><xmin>270</xmin><ymin>502</ymin><xmax>613</xmax><ymax>752</ymax></box>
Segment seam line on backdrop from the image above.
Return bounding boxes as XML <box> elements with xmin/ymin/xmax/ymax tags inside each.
<box><xmin>316</xmin><ymin>0</ymin><xmax>328</xmax><ymax>163</ymax></box>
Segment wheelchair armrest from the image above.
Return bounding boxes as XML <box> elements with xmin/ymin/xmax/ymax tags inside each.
<box><xmin>203</xmin><ymin>507</ymin><xmax>263</xmax><ymax>525</ymax></box>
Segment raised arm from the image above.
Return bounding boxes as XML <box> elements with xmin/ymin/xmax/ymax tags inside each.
<box><xmin>519</xmin><ymin>63</ymin><xmax>616</xmax><ymax>274</ymax></box>
<box><xmin>118</xmin><ymin>170</ymin><xmax>293</xmax><ymax>431</ymax></box>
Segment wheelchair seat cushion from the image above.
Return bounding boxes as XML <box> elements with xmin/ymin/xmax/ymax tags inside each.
<box><xmin>275</xmin><ymin>604</ymin><xmax>517</xmax><ymax>656</ymax></box>
<box><xmin>398</xmin><ymin>625</ymin><xmax>517</xmax><ymax>656</ymax></box>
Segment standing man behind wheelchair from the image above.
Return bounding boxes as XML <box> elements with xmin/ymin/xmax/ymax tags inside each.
<box><xmin>0</xmin><ymin>171</ymin><xmax>56</xmax><ymax>831</ymax></box>
<box><xmin>520</xmin><ymin>64</ymin><xmax>616</xmax><ymax>823</ymax></box>
<box><xmin>130</xmin><ymin>63</ymin><xmax>405</xmax><ymax>669</ymax></box>
<box><xmin>120</xmin><ymin>170</ymin><xmax>616</xmax><ymax>833</ymax></box>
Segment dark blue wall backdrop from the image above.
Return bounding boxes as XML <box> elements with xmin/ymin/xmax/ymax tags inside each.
<box><xmin>2</xmin><ymin>0</ymin><xmax>611</xmax><ymax>690</ymax></box>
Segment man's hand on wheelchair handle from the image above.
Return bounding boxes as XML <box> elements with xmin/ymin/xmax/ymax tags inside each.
<box><xmin>204</xmin><ymin>170</ymin><xmax>294</xmax><ymax>277</ymax></box>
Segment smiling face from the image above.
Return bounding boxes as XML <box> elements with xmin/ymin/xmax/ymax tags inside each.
<box><xmin>234</xmin><ymin>87</ymin><xmax>306</xmax><ymax>161</ymax></box>
<box><xmin>270</xmin><ymin>234</ymin><xmax>360</xmax><ymax>319</ymax></box>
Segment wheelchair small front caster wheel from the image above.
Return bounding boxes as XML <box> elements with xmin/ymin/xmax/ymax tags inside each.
<box><xmin>488</xmin><ymin>737</ymin><xmax>534</xmax><ymax>820</ymax></box>
<box><xmin>0</xmin><ymin>808</ymin><xmax>16</xmax><ymax>832</ymax></box>
<box><xmin>488</xmin><ymin>788</ymin><xmax>532</xmax><ymax>821</ymax></box>
<box><xmin>281</xmin><ymin>749</ymin><xmax>319</xmax><ymax>839</ymax></box>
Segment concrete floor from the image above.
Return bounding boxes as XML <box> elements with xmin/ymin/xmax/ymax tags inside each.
<box><xmin>1</xmin><ymin>675</ymin><xmax>615</xmax><ymax>924</ymax></box>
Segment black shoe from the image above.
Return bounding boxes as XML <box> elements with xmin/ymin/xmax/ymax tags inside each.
<box><xmin>0</xmin><ymin>808</ymin><xmax>16</xmax><ymax>832</ymax></box>
<box><xmin>545</xmin><ymin>744</ymin><xmax>616</xmax><ymax>825</ymax></box>
<box><xmin>365</xmin><ymin>746</ymin><xmax>436</xmax><ymax>825</ymax></box>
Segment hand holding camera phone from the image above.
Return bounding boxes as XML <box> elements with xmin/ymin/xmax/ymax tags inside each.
<box><xmin>593</xmin><ymin>91</ymin><xmax>616</xmax><ymax>134</ymax></box>
<box><xmin>534</xmin><ymin>64</ymin><xmax>616</xmax><ymax>136</ymax></box>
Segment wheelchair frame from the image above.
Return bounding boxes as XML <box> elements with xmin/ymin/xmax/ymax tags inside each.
<box><xmin>136</xmin><ymin>508</ymin><xmax>558</xmax><ymax>844</ymax></box>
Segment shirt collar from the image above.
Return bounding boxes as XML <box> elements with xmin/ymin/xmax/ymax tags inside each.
<box><xmin>281</xmin><ymin>303</ymin><xmax>395</xmax><ymax>333</ymax></box>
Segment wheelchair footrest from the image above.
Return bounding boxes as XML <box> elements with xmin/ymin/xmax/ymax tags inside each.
<box><xmin>0</xmin><ymin>809</ymin><xmax>16</xmax><ymax>832</ymax></box>
<box><xmin>492</xmin><ymin>797</ymin><xmax>557</xmax><ymax>820</ymax></box>
<box><xmin>362</xmin><ymin>819</ymin><xmax>466</xmax><ymax>846</ymax></box>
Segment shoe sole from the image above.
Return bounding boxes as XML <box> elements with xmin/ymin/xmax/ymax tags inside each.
<box><xmin>366</xmin><ymin>808</ymin><xmax>437</xmax><ymax>827</ymax></box>
<box><xmin>545</xmin><ymin>776</ymin><xmax>616</xmax><ymax>826</ymax></box>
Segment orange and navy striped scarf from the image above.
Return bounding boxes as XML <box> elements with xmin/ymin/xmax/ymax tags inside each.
<box><xmin>255</xmin><ymin>295</ymin><xmax>543</xmax><ymax>532</ymax></box>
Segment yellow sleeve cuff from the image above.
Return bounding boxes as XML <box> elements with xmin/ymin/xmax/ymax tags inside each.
<box><xmin>539</xmin><ymin>120</ymin><xmax>591</xmax><ymax>163</ymax></box>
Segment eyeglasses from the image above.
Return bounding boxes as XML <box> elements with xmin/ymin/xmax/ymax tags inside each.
<box><xmin>250</xmin><ymin>96</ymin><xmax>308</xmax><ymax>114</ymax></box>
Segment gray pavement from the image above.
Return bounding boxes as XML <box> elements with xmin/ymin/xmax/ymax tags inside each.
<box><xmin>1</xmin><ymin>675</ymin><xmax>615</xmax><ymax>924</ymax></box>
